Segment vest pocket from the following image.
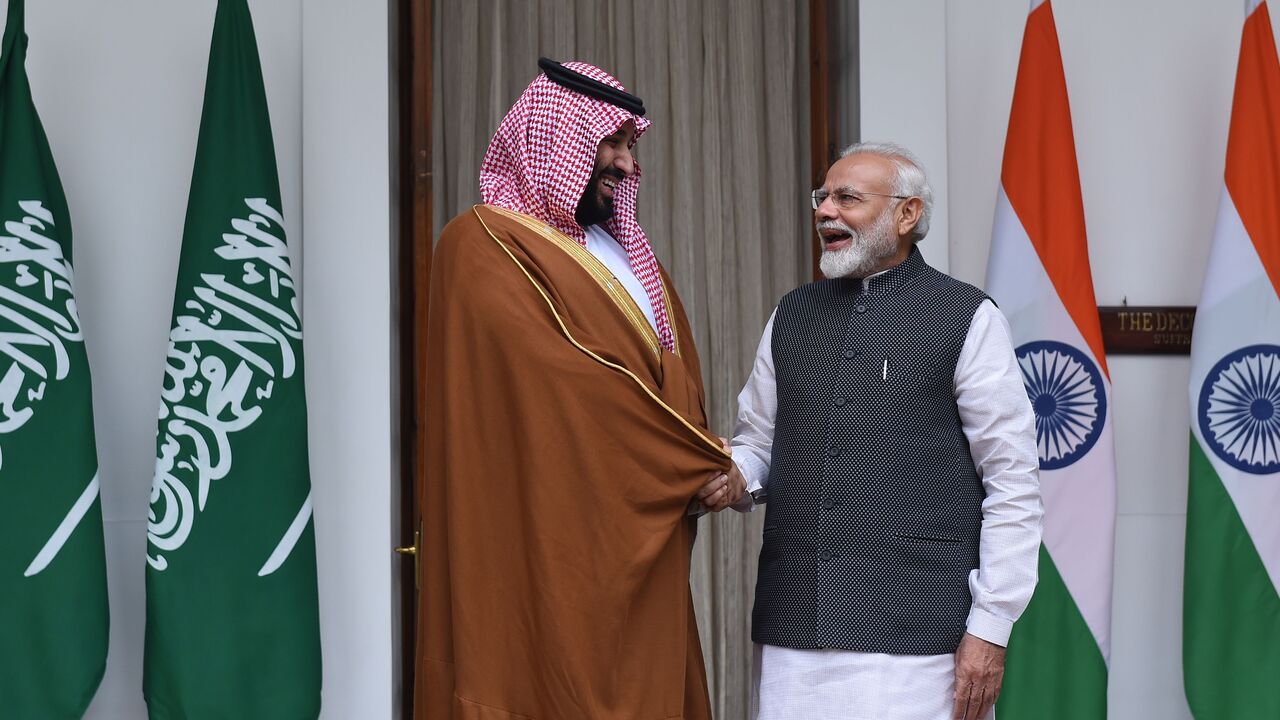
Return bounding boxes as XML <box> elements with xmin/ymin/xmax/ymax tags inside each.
<box><xmin>887</xmin><ymin>532</ymin><xmax>969</xmax><ymax>570</ymax></box>
<box><xmin>893</xmin><ymin>532</ymin><xmax>961</xmax><ymax>544</ymax></box>
<box><xmin>856</xmin><ymin>356</ymin><xmax>949</xmax><ymax>410</ymax></box>
<box><xmin>863</xmin><ymin>355</ymin><xmax>945</xmax><ymax>384</ymax></box>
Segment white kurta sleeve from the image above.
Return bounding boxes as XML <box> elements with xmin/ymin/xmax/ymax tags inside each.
<box><xmin>729</xmin><ymin>310</ymin><xmax>777</xmax><ymax>513</ymax></box>
<box><xmin>954</xmin><ymin>300</ymin><xmax>1044</xmax><ymax>647</ymax></box>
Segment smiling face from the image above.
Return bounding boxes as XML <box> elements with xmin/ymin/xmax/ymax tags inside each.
<box><xmin>813</xmin><ymin>153</ymin><xmax>921</xmax><ymax>279</ymax></box>
<box><xmin>575</xmin><ymin>121</ymin><xmax>637</xmax><ymax>229</ymax></box>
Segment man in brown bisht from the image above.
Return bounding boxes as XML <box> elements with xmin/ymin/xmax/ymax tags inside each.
<box><xmin>418</xmin><ymin>58</ymin><xmax>745</xmax><ymax>720</ymax></box>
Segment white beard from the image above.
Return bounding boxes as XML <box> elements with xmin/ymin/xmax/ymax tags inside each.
<box><xmin>817</xmin><ymin>208</ymin><xmax>900</xmax><ymax>279</ymax></box>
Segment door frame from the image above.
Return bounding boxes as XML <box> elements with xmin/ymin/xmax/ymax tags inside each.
<box><xmin>810</xmin><ymin>0</ymin><xmax>839</xmax><ymax>280</ymax></box>
<box><xmin>395</xmin><ymin>0</ymin><xmax>431</xmax><ymax>717</ymax></box>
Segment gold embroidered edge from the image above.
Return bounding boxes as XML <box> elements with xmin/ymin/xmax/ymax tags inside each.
<box><xmin>480</xmin><ymin>204</ymin><xmax>668</xmax><ymax>358</ymax></box>
<box><xmin>470</xmin><ymin>206</ymin><xmax>727</xmax><ymax>458</ymax></box>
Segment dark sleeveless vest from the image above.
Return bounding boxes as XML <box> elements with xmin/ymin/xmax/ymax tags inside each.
<box><xmin>751</xmin><ymin>248</ymin><xmax>990</xmax><ymax>654</ymax></box>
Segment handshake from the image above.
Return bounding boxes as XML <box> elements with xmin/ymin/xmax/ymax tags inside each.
<box><xmin>689</xmin><ymin>437</ymin><xmax>748</xmax><ymax>515</ymax></box>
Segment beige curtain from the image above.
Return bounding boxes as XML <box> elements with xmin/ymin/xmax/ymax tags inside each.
<box><xmin>432</xmin><ymin>3</ymin><xmax>812</xmax><ymax>716</ymax></box>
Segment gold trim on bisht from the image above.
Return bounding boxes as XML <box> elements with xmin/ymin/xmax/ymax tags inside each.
<box><xmin>471</xmin><ymin>206</ymin><xmax>725</xmax><ymax>458</ymax></box>
<box><xmin>481</xmin><ymin>204</ymin><xmax>672</xmax><ymax>358</ymax></box>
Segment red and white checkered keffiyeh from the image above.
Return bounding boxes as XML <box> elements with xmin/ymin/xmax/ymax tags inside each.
<box><xmin>480</xmin><ymin>61</ymin><xmax>675</xmax><ymax>352</ymax></box>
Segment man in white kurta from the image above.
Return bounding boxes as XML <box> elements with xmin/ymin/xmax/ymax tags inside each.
<box><xmin>732</xmin><ymin>143</ymin><xmax>1041</xmax><ymax>720</ymax></box>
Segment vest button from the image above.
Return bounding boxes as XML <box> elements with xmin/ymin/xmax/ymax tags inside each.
<box><xmin>843</xmin><ymin>349</ymin><xmax>857</xmax><ymax>359</ymax></box>
<box><xmin>821</xmin><ymin>498</ymin><xmax>835</xmax><ymax>510</ymax></box>
<box><xmin>833</xmin><ymin>396</ymin><xmax>846</xmax><ymax>407</ymax></box>
<box><xmin>826</xmin><ymin>446</ymin><xmax>841</xmax><ymax>458</ymax></box>
<box><xmin>855</xmin><ymin>304</ymin><xmax>867</xmax><ymax>313</ymax></box>
<box><xmin>819</xmin><ymin>550</ymin><xmax>833</xmax><ymax>562</ymax></box>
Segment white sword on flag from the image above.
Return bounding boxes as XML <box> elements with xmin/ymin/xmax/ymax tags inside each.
<box><xmin>258</xmin><ymin>491</ymin><xmax>313</xmax><ymax>577</ymax></box>
<box><xmin>25</xmin><ymin>471</ymin><xmax>99</xmax><ymax>577</ymax></box>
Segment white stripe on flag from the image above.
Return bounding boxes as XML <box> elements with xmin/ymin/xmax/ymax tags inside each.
<box><xmin>258</xmin><ymin>491</ymin><xmax>313</xmax><ymax>577</ymax></box>
<box><xmin>1190</xmin><ymin>188</ymin><xmax>1280</xmax><ymax>591</ymax></box>
<box><xmin>24</xmin><ymin>472</ymin><xmax>100</xmax><ymax>577</ymax></box>
<box><xmin>989</xmin><ymin>187</ymin><xmax>1116</xmax><ymax>660</ymax></box>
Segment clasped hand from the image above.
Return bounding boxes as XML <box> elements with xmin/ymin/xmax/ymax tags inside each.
<box><xmin>694</xmin><ymin>437</ymin><xmax>747</xmax><ymax>512</ymax></box>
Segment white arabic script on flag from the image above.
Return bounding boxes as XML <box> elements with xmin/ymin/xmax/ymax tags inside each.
<box><xmin>0</xmin><ymin>201</ymin><xmax>84</xmax><ymax>466</ymax></box>
<box><xmin>147</xmin><ymin>198</ymin><xmax>308</xmax><ymax>575</ymax></box>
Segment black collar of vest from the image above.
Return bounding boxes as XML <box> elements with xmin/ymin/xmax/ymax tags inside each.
<box><xmin>860</xmin><ymin>246</ymin><xmax>929</xmax><ymax>295</ymax></box>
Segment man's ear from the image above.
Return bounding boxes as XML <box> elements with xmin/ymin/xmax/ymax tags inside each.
<box><xmin>898</xmin><ymin>197</ymin><xmax>924</xmax><ymax>238</ymax></box>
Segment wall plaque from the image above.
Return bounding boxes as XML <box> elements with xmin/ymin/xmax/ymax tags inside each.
<box><xmin>1098</xmin><ymin>306</ymin><xmax>1196</xmax><ymax>355</ymax></box>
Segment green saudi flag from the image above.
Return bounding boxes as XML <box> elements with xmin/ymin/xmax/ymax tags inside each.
<box><xmin>1184</xmin><ymin>2</ymin><xmax>1280</xmax><ymax>718</ymax></box>
<box><xmin>0</xmin><ymin>0</ymin><xmax>109</xmax><ymax>716</ymax></box>
<box><xmin>143</xmin><ymin>1</ymin><xmax>320</xmax><ymax>717</ymax></box>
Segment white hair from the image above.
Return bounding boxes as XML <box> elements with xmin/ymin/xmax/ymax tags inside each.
<box><xmin>838</xmin><ymin>141</ymin><xmax>933</xmax><ymax>243</ymax></box>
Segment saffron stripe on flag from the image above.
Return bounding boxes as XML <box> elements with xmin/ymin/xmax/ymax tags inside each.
<box><xmin>1225</xmin><ymin>2</ymin><xmax>1280</xmax><ymax>289</ymax></box>
<box><xmin>999</xmin><ymin>1</ymin><xmax>1108</xmax><ymax>375</ymax></box>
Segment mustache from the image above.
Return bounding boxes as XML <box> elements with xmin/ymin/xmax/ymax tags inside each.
<box><xmin>816</xmin><ymin>219</ymin><xmax>855</xmax><ymax>235</ymax></box>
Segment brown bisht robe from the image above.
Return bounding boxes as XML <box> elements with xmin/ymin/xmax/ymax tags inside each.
<box><xmin>417</xmin><ymin>205</ymin><xmax>732</xmax><ymax>720</ymax></box>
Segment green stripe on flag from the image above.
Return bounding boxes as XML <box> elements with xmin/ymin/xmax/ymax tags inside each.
<box><xmin>1184</xmin><ymin>436</ymin><xmax>1280</xmax><ymax>720</ymax></box>
<box><xmin>998</xmin><ymin>545</ymin><xmax>1108</xmax><ymax>719</ymax></box>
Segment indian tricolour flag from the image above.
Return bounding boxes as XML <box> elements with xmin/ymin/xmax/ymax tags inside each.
<box><xmin>984</xmin><ymin>1</ymin><xmax>1115</xmax><ymax>717</ymax></box>
<box><xmin>1184</xmin><ymin>2</ymin><xmax>1280</xmax><ymax>717</ymax></box>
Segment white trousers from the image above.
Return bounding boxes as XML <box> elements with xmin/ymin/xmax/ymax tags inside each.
<box><xmin>753</xmin><ymin>644</ymin><xmax>995</xmax><ymax>720</ymax></box>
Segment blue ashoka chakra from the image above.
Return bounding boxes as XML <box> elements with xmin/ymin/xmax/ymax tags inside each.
<box><xmin>1197</xmin><ymin>344</ymin><xmax>1280</xmax><ymax>475</ymax></box>
<box><xmin>1015</xmin><ymin>340</ymin><xmax>1107</xmax><ymax>470</ymax></box>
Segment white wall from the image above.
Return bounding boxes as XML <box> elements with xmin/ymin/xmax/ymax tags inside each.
<box><xmin>5</xmin><ymin>1</ymin><xmax>394</xmax><ymax>716</ymax></box>
<box><xmin>864</xmin><ymin>0</ymin><xmax>1261</xmax><ymax>716</ymax></box>
<box><xmin>860</xmin><ymin>0</ymin><xmax>951</xmax><ymax>271</ymax></box>
<box><xmin>302</xmin><ymin>0</ymin><xmax>397</xmax><ymax>717</ymax></box>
